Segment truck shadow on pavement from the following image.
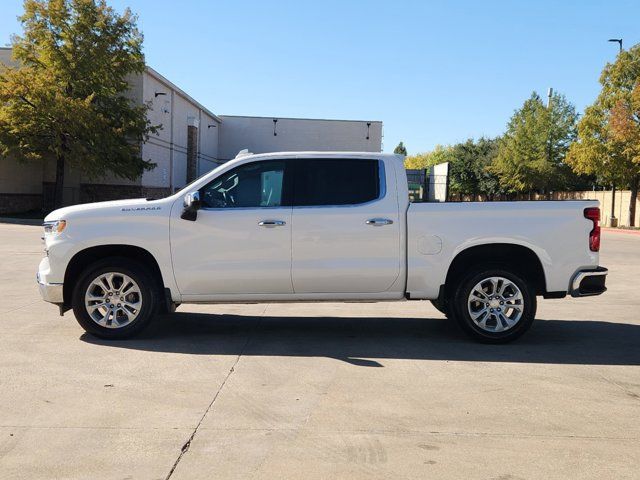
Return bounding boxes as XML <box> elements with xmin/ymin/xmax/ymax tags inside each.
<box><xmin>81</xmin><ymin>313</ymin><xmax>640</xmax><ymax>367</ymax></box>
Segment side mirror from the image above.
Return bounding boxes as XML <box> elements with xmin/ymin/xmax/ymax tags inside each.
<box><xmin>181</xmin><ymin>191</ymin><xmax>201</xmax><ymax>221</ymax></box>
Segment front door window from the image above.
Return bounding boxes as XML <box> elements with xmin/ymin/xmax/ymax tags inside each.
<box><xmin>200</xmin><ymin>160</ymin><xmax>286</xmax><ymax>208</ymax></box>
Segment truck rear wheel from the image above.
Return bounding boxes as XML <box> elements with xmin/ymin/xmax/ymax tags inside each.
<box><xmin>71</xmin><ymin>258</ymin><xmax>159</xmax><ymax>339</ymax></box>
<box><xmin>450</xmin><ymin>266</ymin><xmax>536</xmax><ymax>343</ymax></box>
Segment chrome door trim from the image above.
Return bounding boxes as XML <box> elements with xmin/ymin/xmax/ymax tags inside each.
<box><xmin>365</xmin><ymin>218</ymin><xmax>394</xmax><ymax>226</ymax></box>
<box><xmin>259</xmin><ymin>220</ymin><xmax>287</xmax><ymax>227</ymax></box>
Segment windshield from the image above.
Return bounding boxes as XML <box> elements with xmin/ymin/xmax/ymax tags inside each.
<box><xmin>171</xmin><ymin>162</ymin><xmax>228</xmax><ymax>197</ymax></box>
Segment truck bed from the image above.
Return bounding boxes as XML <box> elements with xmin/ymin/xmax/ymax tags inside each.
<box><xmin>405</xmin><ymin>200</ymin><xmax>599</xmax><ymax>299</ymax></box>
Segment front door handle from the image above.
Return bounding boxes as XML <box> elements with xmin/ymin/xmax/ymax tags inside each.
<box><xmin>259</xmin><ymin>220</ymin><xmax>286</xmax><ymax>227</ymax></box>
<box><xmin>365</xmin><ymin>218</ymin><xmax>393</xmax><ymax>226</ymax></box>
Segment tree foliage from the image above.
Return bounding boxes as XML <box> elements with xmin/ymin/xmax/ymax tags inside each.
<box><xmin>490</xmin><ymin>91</ymin><xmax>580</xmax><ymax>194</ymax></box>
<box><xmin>404</xmin><ymin>139</ymin><xmax>503</xmax><ymax>199</ymax></box>
<box><xmin>404</xmin><ymin>144</ymin><xmax>454</xmax><ymax>170</ymax></box>
<box><xmin>566</xmin><ymin>44</ymin><xmax>640</xmax><ymax>224</ymax></box>
<box><xmin>448</xmin><ymin>138</ymin><xmax>502</xmax><ymax>198</ymax></box>
<box><xmin>0</xmin><ymin>0</ymin><xmax>158</xmax><ymax>208</ymax></box>
<box><xmin>393</xmin><ymin>141</ymin><xmax>407</xmax><ymax>156</ymax></box>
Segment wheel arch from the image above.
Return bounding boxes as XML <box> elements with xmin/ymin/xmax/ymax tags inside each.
<box><xmin>63</xmin><ymin>244</ymin><xmax>167</xmax><ymax>309</ymax></box>
<box><xmin>443</xmin><ymin>243</ymin><xmax>547</xmax><ymax>298</ymax></box>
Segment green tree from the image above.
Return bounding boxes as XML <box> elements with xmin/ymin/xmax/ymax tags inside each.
<box><xmin>448</xmin><ymin>137</ymin><xmax>502</xmax><ymax>199</ymax></box>
<box><xmin>0</xmin><ymin>0</ymin><xmax>158</xmax><ymax>208</ymax></box>
<box><xmin>404</xmin><ymin>140</ymin><xmax>504</xmax><ymax>200</ymax></box>
<box><xmin>394</xmin><ymin>141</ymin><xmax>407</xmax><ymax>156</ymax></box>
<box><xmin>404</xmin><ymin>144</ymin><xmax>454</xmax><ymax>169</ymax></box>
<box><xmin>567</xmin><ymin>44</ymin><xmax>640</xmax><ymax>226</ymax></box>
<box><xmin>491</xmin><ymin>91</ymin><xmax>579</xmax><ymax>195</ymax></box>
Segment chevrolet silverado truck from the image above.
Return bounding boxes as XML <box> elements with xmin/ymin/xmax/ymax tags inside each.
<box><xmin>37</xmin><ymin>152</ymin><xmax>608</xmax><ymax>343</ymax></box>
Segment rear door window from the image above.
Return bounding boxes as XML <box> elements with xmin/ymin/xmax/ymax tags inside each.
<box><xmin>293</xmin><ymin>159</ymin><xmax>380</xmax><ymax>206</ymax></box>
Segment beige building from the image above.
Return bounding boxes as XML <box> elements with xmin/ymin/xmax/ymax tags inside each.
<box><xmin>217</xmin><ymin>115</ymin><xmax>383</xmax><ymax>162</ymax></box>
<box><xmin>0</xmin><ymin>47</ymin><xmax>383</xmax><ymax>214</ymax></box>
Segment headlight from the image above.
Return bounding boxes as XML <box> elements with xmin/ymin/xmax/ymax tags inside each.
<box><xmin>43</xmin><ymin>220</ymin><xmax>67</xmax><ymax>236</ymax></box>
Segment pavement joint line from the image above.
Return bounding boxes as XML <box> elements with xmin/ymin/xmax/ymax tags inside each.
<box><xmin>163</xmin><ymin>316</ymin><xmax>263</xmax><ymax>480</ymax></box>
<box><xmin>1</xmin><ymin>300</ymin><xmax>41</xmax><ymax>315</ymax></box>
<box><xmin>0</xmin><ymin>425</ymin><xmax>195</xmax><ymax>430</ymax></box>
<box><xmin>193</xmin><ymin>427</ymin><xmax>639</xmax><ymax>441</ymax></box>
<box><xmin>3</xmin><ymin>424</ymin><xmax>635</xmax><ymax>441</ymax></box>
<box><xmin>2</xmin><ymin>251</ymin><xmax>42</xmax><ymax>254</ymax></box>
<box><xmin>593</xmin><ymin>370</ymin><xmax>640</xmax><ymax>402</ymax></box>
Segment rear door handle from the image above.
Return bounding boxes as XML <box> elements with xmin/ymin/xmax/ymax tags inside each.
<box><xmin>259</xmin><ymin>220</ymin><xmax>286</xmax><ymax>227</ymax></box>
<box><xmin>365</xmin><ymin>218</ymin><xmax>393</xmax><ymax>226</ymax></box>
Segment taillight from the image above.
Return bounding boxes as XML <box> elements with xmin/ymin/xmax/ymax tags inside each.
<box><xmin>584</xmin><ymin>207</ymin><xmax>600</xmax><ymax>252</ymax></box>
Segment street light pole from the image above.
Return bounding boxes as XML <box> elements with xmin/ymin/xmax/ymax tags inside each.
<box><xmin>608</xmin><ymin>38</ymin><xmax>622</xmax><ymax>53</ymax></box>
<box><xmin>547</xmin><ymin>88</ymin><xmax>553</xmax><ymax>199</ymax></box>
<box><xmin>607</xmin><ymin>38</ymin><xmax>622</xmax><ymax>226</ymax></box>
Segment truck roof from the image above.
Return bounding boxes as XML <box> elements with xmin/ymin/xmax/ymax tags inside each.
<box><xmin>234</xmin><ymin>151</ymin><xmax>403</xmax><ymax>161</ymax></box>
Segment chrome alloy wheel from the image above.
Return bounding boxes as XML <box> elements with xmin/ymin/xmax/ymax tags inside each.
<box><xmin>84</xmin><ymin>272</ymin><xmax>142</xmax><ymax>329</ymax></box>
<box><xmin>467</xmin><ymin>276</ymin><xmax>524</xmax><ymax>333</ymax></box>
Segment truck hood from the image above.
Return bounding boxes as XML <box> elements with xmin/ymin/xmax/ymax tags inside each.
<box><xmin>44</xmin><ymin>198</ymin><xmax>159</xmax><ymax>222</ymax></box>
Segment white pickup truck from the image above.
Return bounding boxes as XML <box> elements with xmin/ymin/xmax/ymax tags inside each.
<box><xmin>37</xmin><ymin>152</ymin><xmax>608</xmax><ymax>343</ymax></box>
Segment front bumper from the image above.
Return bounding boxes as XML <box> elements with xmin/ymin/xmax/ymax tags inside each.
<box><xmin>570</xmin><ymin>266</ymin><xmax>608</xmax><ymax>297</ymax></box>
<box><xmin>37</xmin><ymin>256</ymin><xmax>64</xmax><ymax>304</ymax></box>
<box><xmin>37</xmin><ymin>272</ymin><xmax>64</xmax><ymax>303</ymax></box>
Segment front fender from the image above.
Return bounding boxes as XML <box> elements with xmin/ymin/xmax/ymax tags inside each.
<box><xmin>44</xmin><ymin>200</ymin><xmax>178</xmax><ymax>300</ymax></box>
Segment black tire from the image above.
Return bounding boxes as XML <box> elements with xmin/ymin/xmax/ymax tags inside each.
<box><xmin>71</xmin><ymin>257</ymin><xmax>160</xmax><ymax>339</ymax></box>
<box><xmin>430</xmin><ymin>299</ymin><xmax>449</xmax><ymax>317</ymax></box>
<box><xmin>450</xmin><ymin>265</ymin><xmax>536</xmax><ymax>344</ymax></box>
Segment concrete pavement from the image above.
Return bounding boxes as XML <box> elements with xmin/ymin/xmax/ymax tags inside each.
<box><xmin>0</xmin><ymin>223</ymin><xmax>638</xmax><ymax>479</ymax></box>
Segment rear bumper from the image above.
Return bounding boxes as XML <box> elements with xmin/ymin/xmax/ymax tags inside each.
<box><xmin>570</xmin><ymin>267</ymin><xmax>608</xmax><ymax>297</ymax></box>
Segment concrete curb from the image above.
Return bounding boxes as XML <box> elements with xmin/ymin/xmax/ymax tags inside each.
<box><xmin>603</xmin><ymin>227</ymin><xmax>640</xmax><ymax>236</ymax></box>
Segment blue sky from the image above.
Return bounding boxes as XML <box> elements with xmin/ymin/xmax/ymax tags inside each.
<box><xmin>1</xmin><ymin>0</ymin><xmax>639</xmax><ymax>154</ymax></box>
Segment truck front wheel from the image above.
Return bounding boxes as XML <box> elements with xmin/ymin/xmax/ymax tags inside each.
<box><xmin>71</xmin><ymin>258</ymin><xmax>159</xmax><ymax>339</ymax></box>
<box><xmin>450</xmin><ymin>266</ymin><xmax>536</xmax><ymax>343</ymax></box>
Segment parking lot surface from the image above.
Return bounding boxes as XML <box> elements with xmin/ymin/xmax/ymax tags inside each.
<box><xmin>0</xmin><ymin>223</ymin><xmax>639</xmax><ymax>479</ymax></box>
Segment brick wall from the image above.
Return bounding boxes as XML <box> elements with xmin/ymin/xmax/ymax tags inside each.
<box><xmin>1</xmin><ymin>185</ymin><xmax>174</xmax><ymax>215</ymax></box>
<box><xmin>80</xmin><ymin>184</ymin><xmax>172</xmax><ymax>203</ymax></box>
<box><xmin>0</xmin><ymin>193</ymin><xmax>43</xmax><ymax>215</ymax></box>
